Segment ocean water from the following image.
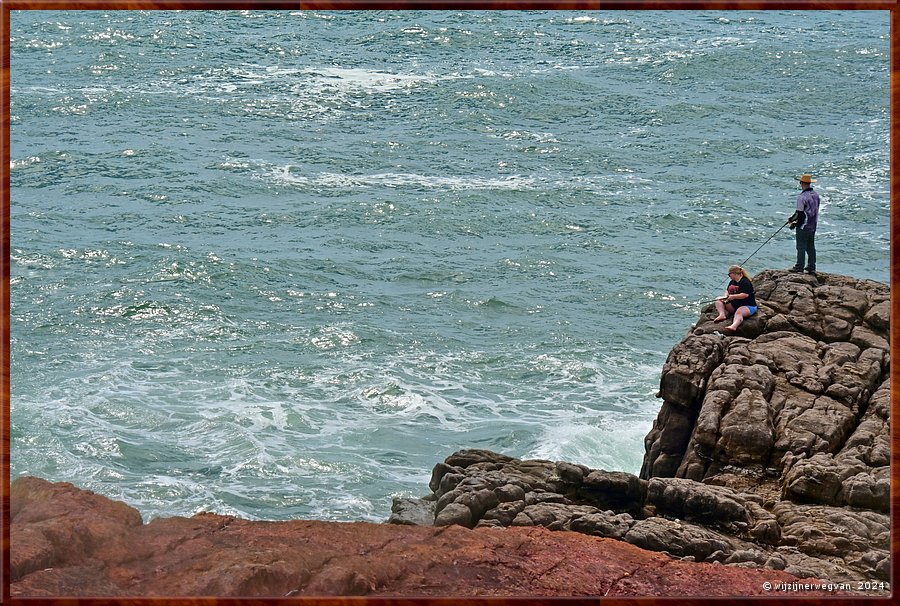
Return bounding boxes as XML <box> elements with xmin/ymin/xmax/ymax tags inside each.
<box><xmin>8</xmin><ymin>10</ymin><xmax>889</xmax><ymax>522</ymax></box>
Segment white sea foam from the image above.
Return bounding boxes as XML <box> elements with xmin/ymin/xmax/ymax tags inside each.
<box><xmin>232</xmin><ymin>156</ymin><xmax>650</xmax><ymax>195</ymax></box>
<box><xmin>268</xmin><ymin>167</ymin><xmax>539</xmax><ymax>191</ymax></box>
<box><xmin>298</xmin><ymin>67</ymin><xmax>438</xmax><ymax>93</ymax></box>
<box><xmin>527</xmin><ymin>414</ymin><xmax>655</xmax><ymax>475</ymax></box>
<box><xmin>10</xmin><ymin>156</ymin><xmax>41</xmax><ymax>169</ymax></box>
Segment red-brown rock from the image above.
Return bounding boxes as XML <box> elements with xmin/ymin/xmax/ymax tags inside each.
<box><xmin>11</xmin><ymin>476</ymin><xmax>849</xmax><ymax>597</ymax></box>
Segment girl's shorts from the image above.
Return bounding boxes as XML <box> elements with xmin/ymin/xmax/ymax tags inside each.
<box><xmin>744</xmin><ymin>306</ymin><xmax>758</xmax><ymax>315</ymax></box>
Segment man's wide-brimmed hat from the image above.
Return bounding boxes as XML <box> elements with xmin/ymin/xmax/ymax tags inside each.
<box><xmin>796</xmin><ymin>174</ymin><xmax>816</xmax><ymax>183</ymax></box>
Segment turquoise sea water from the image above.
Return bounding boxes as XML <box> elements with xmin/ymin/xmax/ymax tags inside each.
<box><xmin>9</xmin><ymin>10</ymin><xmax>889</xmax><ymax>522</ymax></box>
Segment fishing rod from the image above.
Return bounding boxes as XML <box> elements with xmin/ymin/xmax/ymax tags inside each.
<box><xmin>697</xmin><ymin>217</ymin><xmax>792</xmax><ymax>306</ymax></box>
<box><xmin>735</xmin><ymin>217</ymin><xmax>792</xmax><ymax>270</ymax></box>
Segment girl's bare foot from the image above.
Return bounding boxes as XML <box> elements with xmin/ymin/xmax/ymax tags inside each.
<box><xmin>712</xmin><ymin>316</ymin><xmax>727</xmax><ymax>322</ymax></box>
<box><xmin>723</xmin><ymin>325</ymin><xmax>737</xmax><ymax>331</ymax></box>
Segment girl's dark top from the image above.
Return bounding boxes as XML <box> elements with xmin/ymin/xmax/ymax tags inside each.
<box><xmin>727</xmin><ymin>277</ymin><xmax>757</xmax><ymax>307</ymax></box>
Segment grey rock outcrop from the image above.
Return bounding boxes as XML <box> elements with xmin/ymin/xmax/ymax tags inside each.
<box><xmin>643</xmin><ymin>270</ymin><xmax>888</xmax><ymax>499</ymax></box>
<box><xmin>387</xmin><ymin>497</ymin><xmax>435</xmax><ymax>526</ymax></box>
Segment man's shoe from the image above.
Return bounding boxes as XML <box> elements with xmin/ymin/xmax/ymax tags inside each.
<box><xmin>788</xmin><ymin>267</ymin><xmax>803</xmax><ymax>273</ymax></box>
<box><xmin>806</xmin><ymin>269</ymin><xmax>816</xmax><ymax>275</ymax></box>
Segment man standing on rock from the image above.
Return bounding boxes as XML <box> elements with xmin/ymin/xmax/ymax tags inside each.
<box><xmin>788</xmin><ymin>174</ymin><xmax>821</xmax><ymax>275</ymax></box>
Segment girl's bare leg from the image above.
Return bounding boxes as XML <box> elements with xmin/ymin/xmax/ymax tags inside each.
<box><xmin>725</xmin><ymin>307</ymin><xmax>750</xmax><ymax>331</ymax></box>
<box><xmin>713</xmin><ymin>299</ymin><xmax>728</xmax><ymax>322</ymax></box>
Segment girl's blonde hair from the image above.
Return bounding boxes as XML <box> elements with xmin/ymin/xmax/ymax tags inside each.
<box><xmin>729</xmin><ymin>265</ymin><xmax>751</xmax><ymax>282</ymax></box>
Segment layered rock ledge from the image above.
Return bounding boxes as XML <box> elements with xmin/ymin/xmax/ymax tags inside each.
<box><xmin>11</xmin><ymin>476</ymin><xmax>836</xmax><ymax>597</ymax></box>
<box><xmin>11</xmin><ymin>270</ymin><xmax>890</xmax><ymax>597</ymax></box>
<box><xmin>390</xmin><ymin>270</ymin><xmax>891</xmax><ymax>594</ymax></box>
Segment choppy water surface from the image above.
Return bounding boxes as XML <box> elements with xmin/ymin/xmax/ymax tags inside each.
<box><xmin>9</xmin><ymin>10</ymin><xmax>889</xmax><ymax>521</ymax></box>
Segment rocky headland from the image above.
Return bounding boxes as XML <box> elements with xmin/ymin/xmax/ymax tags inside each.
<box><xmin>11</xmin><ymin>270</ymin><xmax>892</xmax><ymax>597</ymax></box>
